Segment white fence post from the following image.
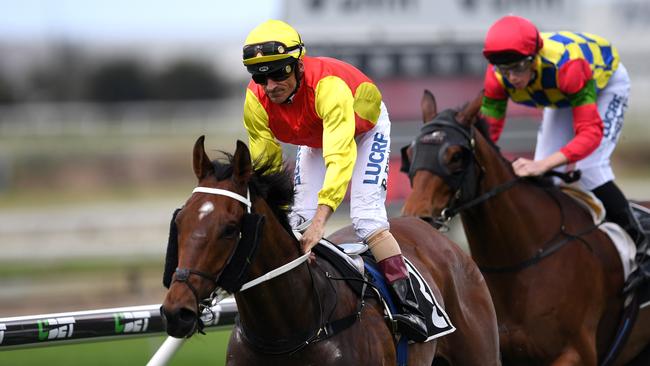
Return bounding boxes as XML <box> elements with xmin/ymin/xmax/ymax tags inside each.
<box><xmin>147</xmin><ymin>337</ymin><xmax>186</xmax><ymax>366</ymax></box>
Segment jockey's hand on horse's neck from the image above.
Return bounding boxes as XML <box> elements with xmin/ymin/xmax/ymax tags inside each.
<box><xmin>301</xmin><ymin>204</ymin><xmax>333</xmax><ymax>256</ymax></box>
<box><xmin>513</xmin><ymin>151</ymin><xmax>568</xmax><ymax>177</ymax></box>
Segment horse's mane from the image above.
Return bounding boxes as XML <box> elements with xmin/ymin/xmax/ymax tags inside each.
<box><xmin>441</xmin><ymin>106</ymin><xmax>557</xmax><ymax>189</ymax></box>
<box><xmin>211</xmin><ymin>152</ymin><xmax>295</xmax><ymax>232</ymax></box>
<box><xmin>472</xmin><ymin>115</ymin><xmax>556</xmax><ymax>188</ymax></box>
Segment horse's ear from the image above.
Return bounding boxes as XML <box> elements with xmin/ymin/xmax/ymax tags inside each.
<box><xmin>455</xmin><ymin>90</ymin><xmax>484</xmax><ymax>127</ymax></box>
<box><xmin>421</xmin><ymin>89</ymin><xmax>438</xmax><ymax>124</ymax></box>
<box><xmin>193</xmin><ymin>135</ymin><xmax>214</xmax><ymax>180</ymax></box>
<box><xmin>233</xmin><ymin>140</ymin><xmax>253</xmax><ymax>185</ymax></box>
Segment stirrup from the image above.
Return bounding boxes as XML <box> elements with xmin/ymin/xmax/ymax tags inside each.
<box><xmin>393</xmin><ymin>314</ymin><xmax>428</xmax><ymax>342</ymax></box>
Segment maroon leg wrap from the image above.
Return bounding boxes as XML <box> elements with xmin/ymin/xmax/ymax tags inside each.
<box><xmin>377</xmin><ymin>254</ymin><xmax>409</xmax><ymax>284</ymax></box>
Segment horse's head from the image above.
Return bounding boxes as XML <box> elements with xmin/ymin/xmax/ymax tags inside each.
<box><xmin>401</xmin><ymin>90</ymin><xmax>486</xmax><ymax>223</ymax></box>
<box><xmin>161</xmin><ymin>136</ymin><xmax>269</xmax><ymax>338</ymax></box>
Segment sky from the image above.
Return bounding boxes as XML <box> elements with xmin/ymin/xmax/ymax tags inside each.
<box><xmin>0</xmin><ymin>0</ymin><xmax>281</xmax><ymax>42</ymax></box>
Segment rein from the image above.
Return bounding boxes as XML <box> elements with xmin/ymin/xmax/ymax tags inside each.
<box><xmin>171</xmin><ymin>186</ymin><xmax>309</xmax><ymax>333</ymax></box>
<box><xmin>175</xmin><ymin>186</ymin><xmax>309</xmax><ymax>294</ymax></box>
<box><xmin>176</xmin><ymin>186</ymin><xmax>362</xmax><ymax>353</ymax></box>
<box><xmin>418</xmin><ymin>120</ymin><xmax>598</xmax><ymax>273</ymax></box>
<box><xmin>239</xmin><ymin>251</ymin><xmax>311</xmax><ymax>292</ymax></box>
<box><xmin>237</xmin><ymin>262</ymin><xmax>368</xmax><ymax>355</ymax></box>
<box><xmin>438</xmin><ymin>170</ymin><xmax>601</xmax><ymax>273</ymax></box>
<box><xmin>440</xmin><ymin>177</ymin><xmax>520</xmax><ymax>221</ymax></box>
<box><xmin>477</xmin><ymin>184</ymin><xmax>601</xmax><ymax>273</ymax></box>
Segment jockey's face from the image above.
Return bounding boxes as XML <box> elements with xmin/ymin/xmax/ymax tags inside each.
<box><xmin>498</xmin><ymin>57</ymin><xmax>535</xmax><ymax>89</ymax></box>
<box><xmin>262</xmin><ymin>60</ymin><xmax>302</xmax><ymax>104</ymax></box>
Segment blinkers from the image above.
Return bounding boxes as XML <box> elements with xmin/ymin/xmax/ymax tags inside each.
<box><xmin>400</xmin><ymin>109</ymin><xmax>480</xmax><ymax>204</ymax></box>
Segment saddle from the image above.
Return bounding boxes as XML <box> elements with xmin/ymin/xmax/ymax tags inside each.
<box><xmin>561</xmin><ymin>186</ymin><xmax>637</xmax><ymax>279</ymax></box>
<box><xmin>311</xmin><ymin>239</ymin><xmax>456</xmax><ymax>342</ymax></box>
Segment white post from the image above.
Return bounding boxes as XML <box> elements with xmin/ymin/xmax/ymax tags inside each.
<box><xmin>147</xmin><ymin>336</ymin><xmax>186</xmax><ymax>366</ymax></box>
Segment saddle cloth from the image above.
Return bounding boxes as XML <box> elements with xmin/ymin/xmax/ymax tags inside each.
<box><xmin>560</xmin><ymin>185</ymin><xmax>636</xmax><ymax>279</ymax></box>
<box><xmin>313</xmin><ymin>240</ymin><xmax>456</xmax><ymax>342</ymax></box>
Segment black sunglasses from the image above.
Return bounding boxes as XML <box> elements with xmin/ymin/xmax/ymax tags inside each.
<box><xmin>251</xmin><ymin>65</ymin><xmax>294</xmax><ymax>85</ymax></box>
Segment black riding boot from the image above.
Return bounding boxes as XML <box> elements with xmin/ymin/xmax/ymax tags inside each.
<box><xmin>390</xmin><ymin>277</ymin><xmax>429</xmax><ymax>342</ymax></box>
<box><xmin>377</xmin><ymin>254</ymin><xmax>428</xmax><ymax>341</ymax></box>
<box><xmin>593</xmin><ymin>181</ymin><xmax>650</xmax><ymax>293</ymax></box>
<box><xmin>620</xmin><ymin>206</ymin><xmax>650</xmax><ymax>293</ymax></box>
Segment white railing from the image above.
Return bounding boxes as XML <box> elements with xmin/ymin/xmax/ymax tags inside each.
<box><xmin>0</xmin><ymin>298</ymin><xmax>238</xmax><ymax>365</ymax></box>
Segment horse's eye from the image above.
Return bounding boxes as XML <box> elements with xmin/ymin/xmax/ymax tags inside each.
<box><xmin>450</xmin><ymin>151</ymin><xmax>463</xmax><ymax>164</ymax></box>
<box><xmin>221</xmin><ymin>224</ymin><xmax>239</xmax><ymax>239</ymax></box>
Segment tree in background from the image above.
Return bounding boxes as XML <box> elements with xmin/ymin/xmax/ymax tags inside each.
<box><xmin>0</xmin><ymin>73</ymin><xmax>14</xmax><ymax>104</ymax></box>
<box><xmin>154</xmin><ymin>60</ymin><xmax>226</xmax><ymax>100</ymax></box>
<box><xmin>86</xmin><ymin>59</ymin><xmax>152</xmax><ymax>102</ymax></box>
<box><xmin>25</xmin><ymin>43</ymin><xmax>88</xmax><ymax>102</ymax></box>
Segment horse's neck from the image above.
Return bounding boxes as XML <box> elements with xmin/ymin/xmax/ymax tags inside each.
<box><xmin>235</xmin><ymin>204</ymin><xmax>326</xmax><ymax>338</ymax></box>
<box><xmin>464</xmin><ymin>136</ymin><xmax>563</xmax><ymax>262</ymax></box>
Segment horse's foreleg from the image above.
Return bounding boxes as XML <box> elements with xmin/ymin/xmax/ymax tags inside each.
<box><xmin>550</xmin><ymin>330</ymin><xmax>597</xmax><ymax>366</ymax></box>
<box><xmin>549</xmin><ymin>347</ymin><xmax>582</xmax><ymax>366</ymax></box>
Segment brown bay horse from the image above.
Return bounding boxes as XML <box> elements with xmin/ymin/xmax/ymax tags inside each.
<box><xmin>161</xmin><ymin>136</ymin><xmax>500</xmax><ymax>365</ymax></box>
<box><xmin>401</xmin><ymin>90</ymin><xmax>650</xmax><ymax>365</ymax></box>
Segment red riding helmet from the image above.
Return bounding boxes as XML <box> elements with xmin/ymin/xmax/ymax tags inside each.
<box><xmin>483</xmin><ymin>15</ymin><xmax>543</xmax><ymax>65</ymax></box>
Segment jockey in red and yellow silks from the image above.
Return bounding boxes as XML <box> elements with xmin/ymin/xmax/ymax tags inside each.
<box><xmin>244</xmin><ymin>55</ymin><xmax>381</xmax><ymax>209</ymax></box>
<box><xmin>241</xmin><ymin>19</ymin><xmax>427</xmax><ymax>341</ymax></box>
<box><xmin>480</xmin><ymin>15</ymin><xmax>649</xmax><ymax>293</ymax></box>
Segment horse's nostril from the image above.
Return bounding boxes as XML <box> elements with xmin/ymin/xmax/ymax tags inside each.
<box><xmin>178</xmin><ymin>308</ymin><xmax>197</xmax><ymax>323</ymax></box>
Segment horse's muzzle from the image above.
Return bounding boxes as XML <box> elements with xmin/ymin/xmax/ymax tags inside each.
<box><xmin>160</xmin><ymin>305</ymin><xmax>197</xmax><ymax>338</ymax></box>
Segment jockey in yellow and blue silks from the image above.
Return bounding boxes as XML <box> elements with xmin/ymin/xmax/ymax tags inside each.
<box><xmin>241</xmin><ymin>19</ymin><xmax>427</xmax><ymax>341</ymax></box>
<box><xmin>480</xmin><ymin>15</ymin><xmax>649</xmax><ymax>293</ymax></box>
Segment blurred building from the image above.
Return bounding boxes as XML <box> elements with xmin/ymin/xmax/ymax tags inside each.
<box><xmin>1</xmin><ymin>0</ymin><xmax>648</xmax><ymax>154</ymax></box>
<box><xmin>281</xmin><ymin>0</ymin><xmax>650</xmax><ymax>149</ymax></box>
<box><xmin>285</xmin><ymin>0</ymin><xmax>650</xmax><ymax>81</ymax></box>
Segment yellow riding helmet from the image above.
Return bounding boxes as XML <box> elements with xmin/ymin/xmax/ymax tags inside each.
<box><xmin>243</xmin><ymin>20</ymin><xmax>306</xmax><ymax>74</ymax></box>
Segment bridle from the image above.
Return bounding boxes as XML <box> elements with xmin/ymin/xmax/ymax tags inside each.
<box><xmin>169</xmin><ymin>186</ymin><xmax>310</xmax><ymax>332</ymax></box>
<box><xmin>171</xmin><ymin>187</ymin><xmax>253</xmax><ymax>304</ymax></box>
<box><xmin>402</xmin><ymin>115</ymin><xmax>597</xmax><ymax>273</ymax></box>
<box><xmin>166</xmin><ymin>182</ymin><xmax>370</xmax><ymax>353</ymax></box>
<box><xmin>401</xmin><ymin>109</ymin><xmax>484</xmax><ymax>228</ymax></box>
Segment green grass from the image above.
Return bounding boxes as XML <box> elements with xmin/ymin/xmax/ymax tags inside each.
<box><xmin>0</xmin><ymin>330</ymin><xmax>232</xmax><ymax>366</ymax></box>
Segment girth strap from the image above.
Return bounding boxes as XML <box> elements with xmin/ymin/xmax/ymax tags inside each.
<box><xmin>238</xmin><ymin>277</ymin><xmax>369</xmax><ymax>355</ymax></box>
<box><xmin>238</xmin><ymin>311</ymin><xmax>362</xmax><ymax>355</ymax></box>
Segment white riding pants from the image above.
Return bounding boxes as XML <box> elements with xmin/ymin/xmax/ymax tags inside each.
<box><xmin>289</xmin><ymin>102</ymin><xmax>391</xmax><ymax>240</ymax></box>
<box><xmin>534</xmin><ymin>63</ymin><xmax>630</xmax><ymax>190</ymax></box>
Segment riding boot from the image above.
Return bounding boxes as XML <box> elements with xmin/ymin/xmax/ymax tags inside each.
<box><xmin>378</xmin><ymin>254</ymin><xmax>428</xmax><ymax>342</ymax></box>
<box><xmin>593</xmin><ymin>181</ymin><xmax>650</xmax><ymax>293</ymax></box>
<box><xmin>621</xmin><ymin>206</ymin><xmax>650</xmax><ymax>293</ymax></box>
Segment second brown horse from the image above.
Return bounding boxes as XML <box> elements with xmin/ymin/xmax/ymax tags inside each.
<box><xmin>401</xmin><ymin>90</ymin><xmax>650</xmax><ymax>365</ymax></box>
